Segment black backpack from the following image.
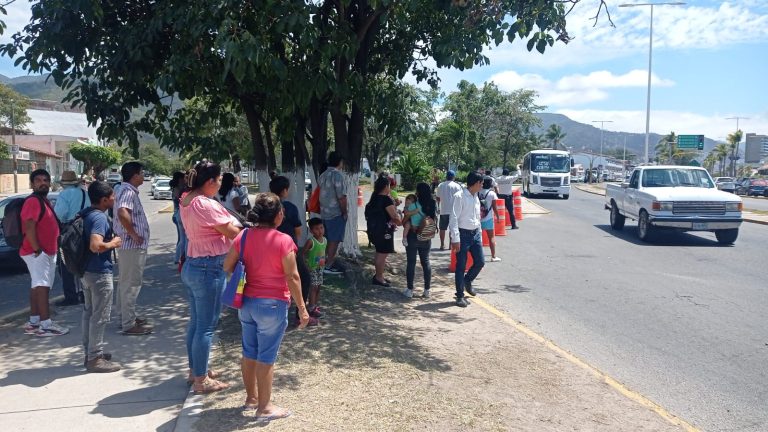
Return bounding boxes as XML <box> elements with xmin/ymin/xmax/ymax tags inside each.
<box><xmin>59</xmin><ymin>207</ymin><xmax>97</xmax><ymax>277</ymax></box>
<box><xmin>479</xmin><ymin>190</ymin><xmax>491</xmax><ymax>219</ymax></box>
<box><xmin>2</xmin><ymin>195</ymin><xmax>48</xmax><ymax>249</ymax></box>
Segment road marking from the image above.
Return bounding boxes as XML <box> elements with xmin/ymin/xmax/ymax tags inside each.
<box><xmin>470</xmin><ymin>296</ymin><xmax>700</xmax><ymax>432</ymax></box>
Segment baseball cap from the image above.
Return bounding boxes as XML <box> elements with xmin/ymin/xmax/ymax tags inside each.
<box><xmin>446</xmin><ymin>170</ymin><xmax>456</xmax><ymax>179</ymax></box>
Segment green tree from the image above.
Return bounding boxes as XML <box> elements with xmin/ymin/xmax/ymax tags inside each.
<box><xmin>726</xmin><ymin>130</ymin><xmax>743</xmax><ymax>177</ymax></box>
<box><xmin>0</xmin><ymin>84</ymin><xmax>32</xmax><ymax>135</ymax></box>
<box><xmin>392</xmin><ymin>148</ymin><xmax>430</xmax><ymax>191</ymax></box>
<box><xmin>489</xmin><ymin>89</ymin><xmax>544</xmax><ymax>169</ymax></box>
<box><xmin>544</xmin><ymin>124</ymin><xmax>567</xmax><ymax>150</ymax></box>
<box><xmin>713</xmin><ymin>143</ymin><xmax>730</xmax><ymax>176</ymax></box>
<box><xmin>654</xmin><ymin>132</ymin><xmax>677</xmax><ymax>164</ymax></box>
<box><xmin>69</xmin><ymin>143</ymin><xmax>122</xmax><ymax>177</ymax></box>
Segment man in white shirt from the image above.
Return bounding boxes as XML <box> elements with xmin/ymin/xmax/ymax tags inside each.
<box><xmin>449</xmin><ymin>172</ymin><xmax>485</xmax><ymax>307</ymax></box>
<box><xmin>496</xmin><ymin>168</ymin><xmax>518</xmax><ymax>229</ymax></box>
<box><xmin>435</xmin><ymin>170</ymin><xmax>462</xmax><ymax>250</ymax></box>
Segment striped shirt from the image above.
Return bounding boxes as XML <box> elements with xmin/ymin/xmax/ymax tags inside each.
<box><xmin>113</xmin><ymin>182</ymin><xmax>150</xmax><ymax>249</ymax></box>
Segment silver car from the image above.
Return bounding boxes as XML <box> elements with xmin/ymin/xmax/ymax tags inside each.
<box><xmin>714</xmin><ymin>177</ymin><xmax>736</xmax><ymax>194</ymax></box>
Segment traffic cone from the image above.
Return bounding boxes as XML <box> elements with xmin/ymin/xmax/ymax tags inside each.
<box><xmin>449</xmin><ymin>248</ymin><xmax>474</xmax><ymax>272</ymax></box>
<box><xmin>357</xmin><ymin>187</ymin><xmax>364</xmax><ymax>207</ymax></box>
<box><xmin>494</xmin><ymin>199</ymin><xmax>506</xmax><ymax>236</ymax></box>
<box><xmin>482</xmin><ymin>229</ymin><xmax>489</xmax><ymax>247</ymax></box>
<box><xmin>513</xmin><ymin>188</ymin><xmax>523</xmax><ymax>221</ymax></box>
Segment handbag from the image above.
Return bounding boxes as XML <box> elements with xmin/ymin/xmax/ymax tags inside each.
<box><xmin>417</xmin><ymin>215</ymin><xmax>437</xmax><ymax>241</ymax></box>
<box><xmin>222</xmin><ymin>228</ymin><xmax>249</xmax><ymax>309</ymax></box>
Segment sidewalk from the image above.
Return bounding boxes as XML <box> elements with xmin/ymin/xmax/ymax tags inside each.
<box><xmin>182</xmin><ymin>232</ymin><xmax>692</xmax><ymax>431</ymax></box>
<box><xmin>0</xmin><ymin>217</ymin><xmax>189</xmax><ymax>432</ymax></box>
<box><xmin>574</xmin><ymin>183</ymin><xmax>768</xmax><ymax>225</ymax></box>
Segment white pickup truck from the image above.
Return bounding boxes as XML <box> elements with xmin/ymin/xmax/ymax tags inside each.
<box><xmin>604</xmin><ymin>165</ymin><xmax>743</xmax><ymax>244</ymax></box>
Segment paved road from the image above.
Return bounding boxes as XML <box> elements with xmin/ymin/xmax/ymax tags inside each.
<box><xmin>479</xmin><ymin>187</ymin><xmax>768</xmax><ymax>432</ymax></box>
<box><xmin>741</xmin><ymin>195</ymin><xmax>768</xmax><ymax>212</ymax></box>
<box><xmin>0</xmin><ymin>182</ymin><xmax>173</xmax><ymax>319</ymax></box>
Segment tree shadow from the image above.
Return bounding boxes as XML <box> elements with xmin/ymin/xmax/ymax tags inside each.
<box><xmin>92</xmin><ymin>379</ymin><xmax>185</xmax><ymax>418</ymax></box>
<box><xmin>0</xmin><ymin>364</ymin><xmax>81</xmax><ymax>388</ymax></box>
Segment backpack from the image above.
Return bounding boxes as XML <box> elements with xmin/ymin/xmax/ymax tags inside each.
<box><xmin>59</xmin><ymin>208</ymin><xmax>97</xmax><ymax>277</ymax></box>
<box><xmin>416</xmin><ymin>215</ymin><xmax>437</xmax><ymax>241</ymax></box>
<box><xmin>2</xmin><ymin>195</ymin><xmax>48</xmax><ymax>249</ymax></box>
<box><xmin>307</xmin><ymin>186</ymin><xmax>321</xmax><ymax>214</ymax></box>
<box><xmin>479</xmin><ymin>191</ymin><xmax>491</xmax><ymax>219</ymax></box>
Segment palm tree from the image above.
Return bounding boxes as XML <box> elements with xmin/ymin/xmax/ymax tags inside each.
<box><xmin>654</xmin><ymin>132</ymin><xmax>677</xmax><ymax>164</ymax></box>
<box><xmin>544</xmin><ymin>124</ymin><xmax>567</xmax><ymax>150</ymax></box>
<box><xmin>703</xmin><ymin>153</ymin><xmax>717</xmax><ymax>173</ymax></box>
<box><xmin>714</xmin><ymin>143</ymin><xmax>729</xmax><ymax>176</ymax></box>
<box><xmin>726</xmin><ymin>130</ymin><xmax>743</xmax><ymax>177</ymax></box>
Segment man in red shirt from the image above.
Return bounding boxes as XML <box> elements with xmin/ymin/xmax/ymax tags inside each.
<box><xmin>20</xmin><ymin>169</ymin><xmax>70</xmax><ymax>337</ymax></box>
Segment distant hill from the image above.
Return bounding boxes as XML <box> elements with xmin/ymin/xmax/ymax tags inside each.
<box><xmin>533</xmin><ymin>113</ymin><xmax>717</xmax><ymax>160</ymax></box>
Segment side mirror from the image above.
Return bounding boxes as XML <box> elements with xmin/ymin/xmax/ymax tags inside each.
<box><xmin>621</xmin><ymin>182</ymin><xmax>629</xmax><ymax>189</ymax></box>
<box><xmin>571</xmin><ymin>158</ymin><xmax>575</xmax><ymax>167</ymax></box>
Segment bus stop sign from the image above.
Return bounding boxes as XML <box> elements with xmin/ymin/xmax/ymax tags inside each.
<box><xmin>678</xmin><ymin>135</ymin><xmax>704</xmax><ymax>150</ymax></box>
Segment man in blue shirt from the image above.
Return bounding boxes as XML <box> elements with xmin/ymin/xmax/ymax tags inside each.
<box><xmin>54</xmin><ymin>170</ymin><xmax>91</xmax><ymax>306</ymax></box>
<box><xmin>81</xmin><ymin>180</ymin><xmax>122</xmax><ymax>373</ymax></box>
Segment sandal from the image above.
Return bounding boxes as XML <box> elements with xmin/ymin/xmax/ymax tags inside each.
<box><xmin>186</xmin><ymin>369</ymin><xmax>220</xmax><ymax>384</ymax></box>
<box><xmin>193</xmin><ymin>378</ymin><xmax>229</xmax><ymax>395</ymax></box>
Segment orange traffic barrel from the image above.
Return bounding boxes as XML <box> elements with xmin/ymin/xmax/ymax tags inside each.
<box><xmin>449</xmin><ymin>248</ymin><xmax>474</xmax><ymax>272</ymax></box>
<box><xmin>482</xmin><ymin>229</ymin><xmax>490</xmax><ymax>246</ymax></box>
<box><xmin>357</xmin><ymin>187</ymin><xmax>364</xmax><ymax>207</ymax></box>
<box><xmin>494</xmin><ymin>199</ymin><xmax>506</xmax><ymax>236</ymax></box>
<box><xmin>504</xmin><ymin>208</ymin><xmax>512</xmax><ymax>227</ymax></box>
<box><xmin>513</xmin><ymin>188</ymin><xmax>523</xmax><ymax>221</ymax></box>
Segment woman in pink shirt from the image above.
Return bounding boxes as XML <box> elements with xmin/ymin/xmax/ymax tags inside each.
<box><xmin>179</xmin><ymin>161</ymin><xmax>240</xmax><ymax>394</ymax></box>
<box><xmin>224</xmin><ymin>192</ymin><xmax>309</xmax><ymax>419</ymax></box>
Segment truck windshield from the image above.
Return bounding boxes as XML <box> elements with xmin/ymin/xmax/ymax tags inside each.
<box><xmin>641</xmin><ymin>169</ymin><xmax>715</xmax><ymax>188</ymax></box>
<box><xmin>532</xmin><ymin>154</ymin><xmax>570</xmax><ymax>173</ymax></box>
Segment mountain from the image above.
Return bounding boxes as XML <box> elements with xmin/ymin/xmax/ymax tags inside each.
<box><xmin>533</xmin><ymin>113</ymin><xmax>717</xmax><ymax>161</ymax></box>
<box><xmin>2</xmin><ymin>74</ymin><xmax>71</xmax><ymax>102</ymax></box>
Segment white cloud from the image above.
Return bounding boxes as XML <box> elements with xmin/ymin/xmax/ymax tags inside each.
<box><xmin>555</xmin><ymin>108</ymin><xmax>768</xmax><ymax>143</ymax></box>
<box><xmin>487</xmin><ymin>69</ymin><xmax>674</xmax><ymax>107</ymax></box>
<box><xmin>484</xmin><ymin>1</ymin><xmax>768</xmax><ymax>69</ymax></box>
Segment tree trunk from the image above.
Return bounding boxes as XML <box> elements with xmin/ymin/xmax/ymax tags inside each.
<box><xmin>242</xmin><ymin>100</ymin><xmax>269</xmax><ymax>174</ymax></box>
<box><xmin>340</xmin><ymin>172</ymin><xmax>361</xmax><ymax>258</ymax></box>
<box><xmin>309</xmin><ymin>96</ymin><xmax>329</xmax><ymax>179</ymax></box>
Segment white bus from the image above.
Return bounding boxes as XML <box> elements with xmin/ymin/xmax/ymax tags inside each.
<box><xmin>521</xmin><ymin>149</ymin><xmax>572</xmax><ymax>199</ymax></box>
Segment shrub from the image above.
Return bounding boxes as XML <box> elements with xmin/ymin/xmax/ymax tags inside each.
<box><xmin>393</xmin><ymin>148</ymin><xmax>430</xmax><ymax>191</ymax></box>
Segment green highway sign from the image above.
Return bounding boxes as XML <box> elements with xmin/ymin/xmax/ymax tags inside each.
<box><xmin>678</xmin><ymin>134</ymin><xmax>704</xmax><ymax>150</ymax></box>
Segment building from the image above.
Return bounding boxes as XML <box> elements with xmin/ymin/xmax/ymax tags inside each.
<box><xmin>744</xmin><ymin>133</ymin><xmax>768</xmax><ymax>164</ymax></box>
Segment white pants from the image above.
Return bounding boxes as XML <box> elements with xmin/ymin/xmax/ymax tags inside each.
<box><xmin>21</xmin><ymin>253</ymin><xmax>57</xmax><ymax>289</ymax></box>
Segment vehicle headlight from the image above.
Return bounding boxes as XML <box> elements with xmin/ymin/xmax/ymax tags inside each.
<box><xmin>563</xmin><ymin>177</ymin><xmax>570</xmax><ymax>185</ymax></box>
<box><xmin>651</xmin><ymin>201</ymin><xmax>673</xmax><ymax>211</ymax></box>
<box><xmin>532</xmin><ymin>175</ymin><xmax>538</xmax><ymax>184</ymax></box>
<box><xmin>725</xmin><ymin>202</ymin><xmax>742</xmax><ymax>212</ymax></box>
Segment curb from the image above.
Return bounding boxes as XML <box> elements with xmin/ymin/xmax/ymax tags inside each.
<box><xmin>522</xmin><ymin>198</ymin><xmax>552</xmax><ymax>215</ymax></box>
<box><xmin>0</xmin><ymin>294</ymin><xmax>64</xmax><ymax>323</ymax></box>
<box><xmin>572</xmin><ymin>185</ymin><xmax>768</xmax><ymax>226</ymax></box>
<box><xmin>172</xmin><ymin>390</ymin><xmax>204</xmax><ymax>432</ymax></box>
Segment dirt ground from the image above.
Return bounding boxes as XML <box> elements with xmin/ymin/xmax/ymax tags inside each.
<box><xmin>192</xmin><ymin>238</ymin><xmax>690</xmax><ymax>432</ymax></box>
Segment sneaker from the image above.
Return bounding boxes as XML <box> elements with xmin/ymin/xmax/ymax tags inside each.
<box><xmin>323</xmin><ymin>266</ymin><xmax>343</xmax><ymax>275</ymax></box>
<box><xmin>306</xmin><ymin>316</ymin><xmax>320</xmax><ymax>327</ymax></box>
<box><xmin>402</xmin><ymin>238</ymin><xmax>408</xmax><ymax>247</ymax></box>
<box><xmin>86</xmin><ymin>357</ymin><xmax>121</xmax><ymax>373</ymax></box>
<box><xmin>422</xmin><ymin>290</ymin><xmax>431</xmax><ymax>299</ymax></box>
<box><xmin>455</xmin><ymin>297</ymin><xmax>469</xmax><ymax>308</ymax></box>
<box><xmin>402</xmin><ymin>288</ymin><xmax>413</xmax><ymax>298</ymax></box>
<box><xmin>309</xmin><ymin>306</ymin><xmax>323</xmax><ymax>318</ymax></box>
<box><xmin>490</xmin><ymin>257</ymin><xmax>502</xmax><ymax>262</ymax></box>
<box><xmin>122</xmin><ymin>325</ymin><xmax>152</xmax><ymax>336</ymax></box>
<box><xmin>24</xmin><ymin>322</ymin><xmax>40</xmax><ymax>335</ymax></box>
<box><xmin>465</xmin><ymin>283</ymin><xmax>477</xmax><ymax>297</ymax></box>
<box><xmin>35</xmin><ymin>322</ymin><xmax>70</xmax><ymax>337</ymax></box>
<box><xmin>135</xmin><ymin>317</ymin><xmax>150</xmax><ymax>327</ymax></box>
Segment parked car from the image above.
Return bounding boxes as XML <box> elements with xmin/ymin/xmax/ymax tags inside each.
<box><xmin>605</xmin><ymin>166</ymin><xmax>742</xmax><ymax>244</ymax></box>
<box><xmin>143</xmin><ymin>172</ymin><xmax>153</xmax><ymax>181</ymax></box>
<box><xmin>106</xmin><ymin>173</ymin><xmax>122</xmax><ymax>187</ymax></box>
<box><xmin>713</xmin><ymin>177</ymin><xmax>737</xmax><ymax>194</ymax></box>
<box><xmin>735</xmin><ymin>179</ymin><xmax>767</xmax><ymax>197</ymax></box>
<box><xmin>305</xmin><ymin>171</ymin><xmax>312</xmax><ymax>191</ymax></box>
<box><xmin>0</xmin><ymin>192</ymin><xmax>60</xmax><ymax>269</ymax></box>
<box><xmin>152</xmin><ymin>179</ymin><xmax>172</xmax><ymax>200</ymax></box>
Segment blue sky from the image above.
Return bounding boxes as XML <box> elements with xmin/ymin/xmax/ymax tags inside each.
<box><xmin>1</xmin><ymin>1</ymin><xmax>766</xmax><ymax>141</ymax></box>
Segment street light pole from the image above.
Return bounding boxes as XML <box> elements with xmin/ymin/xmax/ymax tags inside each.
<box><xmin>592</xmin><ymin>120</ymin><xmax>613</xmax><ymax>181</ymax></box>
<box><xmin>619</xmin><ymin>2</ymin><xmax>686</xmax><ymax>164</ymax></box>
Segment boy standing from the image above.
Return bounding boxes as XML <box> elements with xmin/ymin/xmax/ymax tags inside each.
<box><xmin>303</xmin><ymin>218</ymin><xmax>327</xmax><ymax>320</ymax></box>
<box><xmin>81</xmin><ymin>181</ymin><xmax>123</xmax><ymax>372</ymax></box>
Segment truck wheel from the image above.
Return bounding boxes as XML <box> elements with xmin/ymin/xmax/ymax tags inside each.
<box><xmin>610</xmin><ymin>202</ymin><xmax>625</xmax><ymax>230</ymax></box>
<box><xmin>562</xmin><ymin>194</ymin><xmax>570</xmax><ymax>200</ymax></box>
<box><xmin>715</xmin><ymin>229</ymin><xmax>738</xmax><ymax>245</ymax></box>
<box><xmin>637</xmin><ymin>210</ymin><xmax>654</xmax><ymax>242</ymax></box>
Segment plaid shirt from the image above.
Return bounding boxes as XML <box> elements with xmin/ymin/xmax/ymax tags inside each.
<box><xmin>113</xmin><ymin>183</ymin><xmax>150</xmax><ymax>249</ymax></box>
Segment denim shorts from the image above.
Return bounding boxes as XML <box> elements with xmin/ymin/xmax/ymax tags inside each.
<box><xmin>481</xmin><ymin>218</ymin><xmax>494</xmax><ymax>231</ymax></box>
<box><xmin>323</xmin><ymin>215</ymin><xmax>347</xmax><ymax>242</ymax></box>
<box><xmin>238</xmin><ymin>297</ymin><xmax>289</xmax><ymax>364</ymax></box>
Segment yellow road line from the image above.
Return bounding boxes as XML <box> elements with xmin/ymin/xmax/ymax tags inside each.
<box><xmin>471</xmin><ymin>296</ymin><xmax>700</xmax><ymax>432</ymax></box>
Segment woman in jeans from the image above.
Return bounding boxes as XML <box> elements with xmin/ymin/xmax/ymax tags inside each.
<box><xmin>179</xmin><ymin>162</ymin><xmax>240</xmax><ymax>394</ymax></box>
<box><xmin>170</xmin><ymin>171</ymin><xmax>187</xmax><ymax>264</ymax></box>
<box><xmin>224</xmin><ymin>193</ymin><xmax>309</xmax><ymax>419</ymax></box>
<box><xmin>403</xmin><ymin>182</ymin><xmax>435</xmax><ymax>299</ymax></box>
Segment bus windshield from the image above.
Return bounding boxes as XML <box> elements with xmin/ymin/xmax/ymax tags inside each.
<box><xmin>531</xmin><ymin>154</ymin><xmax>570</xmax><ymax>173</ymax></box>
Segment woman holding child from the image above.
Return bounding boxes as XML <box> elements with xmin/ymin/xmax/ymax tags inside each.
<box><xmin>224</xmin><ymin>192</ymin><xmax>309</xmax><ymax>419</ymax></box>
<box><xmin>401</xmin><ymin>183</ymin><xmax>435</xmax><ymax>299</ymax></box>
<box><xmin>366</xmin><ymin>176</ymin><xmax>402</xmax><ymax>287</ymax></box>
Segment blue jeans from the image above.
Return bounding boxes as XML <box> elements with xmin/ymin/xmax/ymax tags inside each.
<box><xmin>173</xmin><ymin>209</ymin><xmax>188</xmax><ymax>263</ymax></box>
<box><xmin>405</xmin><ymin>231</ymin><xmax>431</xmax><ymax>291</ymax></box>
<box><xmin>181</xmin><ymin>254</ymin><xmax>226</xmax><ymax>377</ymax></box>
<box><xmin>455</xmin><ymin>228</ymin><xmax>485</xmax><ymax>299</ymax></box>
<box><xmin>239</xmin><ymin>297</ymin><xmax>289</xmax><ymax>365</ymax></box>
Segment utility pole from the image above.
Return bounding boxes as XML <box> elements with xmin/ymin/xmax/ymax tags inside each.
<box><xmin>10</xmin><ymin>98</ymin><xmax>18</xmax><ymax>193</ymax></box>
<box><xmin>623</xmin><ymin>134</ymin><xmax>627</xmax><ymax>178</ymax></box>
<box><xmin>592</xmin><ymin>120</ymin><xmax>613</xmax><ymax>182</ymax></box>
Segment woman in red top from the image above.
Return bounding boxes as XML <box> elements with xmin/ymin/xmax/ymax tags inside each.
<box><xmin>224</xmin><ymin>192</ymin><xmax>309</xmax><ymax>419</ymax></box>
